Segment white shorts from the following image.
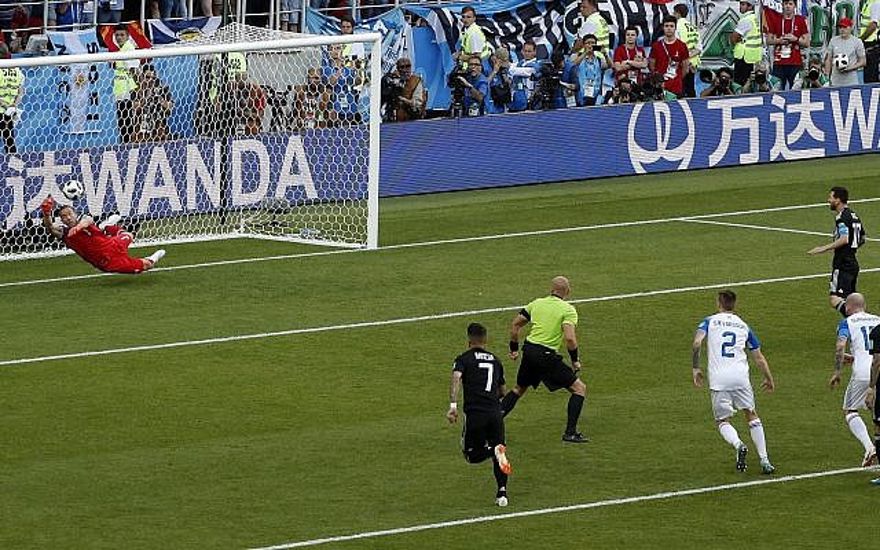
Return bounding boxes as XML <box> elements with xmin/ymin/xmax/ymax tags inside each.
<box><xmin>711</xmin><ymin>387</ymin><xmax>756</xmax><ymax>421</ymax></box>
<box><xmin>843</xmin><ymin>378</ymin><xmax>870</xmax><ymax>411</ymax></box>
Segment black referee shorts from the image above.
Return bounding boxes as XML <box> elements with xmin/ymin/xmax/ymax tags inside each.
<box><xmin>830</xmin><ymin>267</ymin><xmax>858</xmax><ymax>298</ymax></box>
<box><xmin>874</xmin><ymin>382</ymin><xmax>880</xmax><ymax>425</ymax></box>
<box><xmin>516</xmin><ymin>341</ymin><xmax>577</xmax><ymax>392</ymax></box>
<box><xmin>461</xmin><ymin>410</ymin><xmax>505</xmax><ymax>462</ymax></box>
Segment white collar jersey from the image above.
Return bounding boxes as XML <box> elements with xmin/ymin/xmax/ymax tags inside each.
<box><xmin>697</xmin><ymin>312</ymin><xmax>760</xmax><ymax>391</ymax></box>
<box><xmin>837</xmin><ymin>312</ymin><xmax>880</xmax><ymax>381</ymax></box>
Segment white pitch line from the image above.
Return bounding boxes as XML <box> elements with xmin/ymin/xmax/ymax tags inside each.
<box><xmin>682</xmin><ymin>219</ymin><xmax>880</xmax><ymax>241</ymax></box>
<box><xmin>249</xmin><ymin>466</ymin><xmax>872</xmax><ymax>549</ymax></box>
<box><xmin>2</xmin><ymin>197</ymin><xmax>878</xmax><ymax>290</ymax></box>
<box><xmin>3</xmin><ymin>268</ymin><xmax>878</xmax><ymax>368</ymax></box>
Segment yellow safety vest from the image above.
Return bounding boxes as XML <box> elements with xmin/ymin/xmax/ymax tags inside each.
<box><xmin>860</xmin><ymin>0</ymin><xmax>880</xmax><ymax>42</ymax></box>
<box><xmin>113</xmin><ymin>41</ymin><xmax>138</xmax><ymax>100</ymax></box>
<box><xmin>209</xmin><ymin>51</ymin><xmax>247</xmax><ymax>102</ymax></box>
<box><xmin>677</xmin><ymin>17</ymin><xmax>701</xmax><ymax>67</ymax></box>
<box><xmin>0</xmin><ymin>67</ymin><xmax>23</xmax><ymax>109</ymax></box>
<box><xmin>587</xmin><ymin>12</ymin><xmax>610</xmax><ymax>52</ymax></box>
<box><xmin>733</xmin><ymin>11</ymin><xmax>762</xmax><ymax>63</ymax></box>
<box><xmin>462</xmin><ymin>23</ymin><xmax>491</xmax><ymax>60</ymax></box>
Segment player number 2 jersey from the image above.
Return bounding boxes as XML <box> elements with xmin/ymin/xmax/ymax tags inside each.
<box><xmin>697</xmin><ymin>312</ymin><xmax>760</xmax><ymax>391</ymax></box>
<box><xmin>837</xmin><ymin>312</ymin><xmax>880</xmax><ymax>381</ymax></box>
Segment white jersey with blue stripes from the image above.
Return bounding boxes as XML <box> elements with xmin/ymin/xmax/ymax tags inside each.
<box><xmin>837</xmin><ymin>312</ymin><xmax>880</xmax><ymax>381</ymax></box>
<box><xmin>697</xmin><ymin>312</ymin><xmax>761</xmax><ymax>391</ymax></box>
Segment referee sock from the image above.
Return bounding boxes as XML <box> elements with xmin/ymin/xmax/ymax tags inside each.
<box><xmin>845</xmin><ymin>412</ymin><xmax>874</xmax><ymax>453</ymax></box>
<box><xmin>500</xmin><ymin>391</ymin><xmax>520</xmax><ymax>418</ymax></box>
<box><xmin>565</xmin><ymin>394</ymin><xmax>585</xmax><ymax>435</ymax></box>
<box><xmin>875</xmin><ymin>433</ymin><xmax>880</xmax><ymax>460</ymax></box>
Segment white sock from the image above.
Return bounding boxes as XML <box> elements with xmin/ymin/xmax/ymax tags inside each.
<box><xmin>845</xmin><ymin>412</ymin><xmax>874</xmax><ymax>453</ymax></box>
<box><xmin>748</xmin><ymin>418</ymin><xmax>768</xmax><ymax>460</ymax></box>
<box><xmin>147</xmin><ymin>249</ymin><xmax>166</xmax><ymax>264</ymax></box>
<box><xmin>718</xmin><ymin>422</ymin><xmax>743</xmax><ymax>449</ymax></box>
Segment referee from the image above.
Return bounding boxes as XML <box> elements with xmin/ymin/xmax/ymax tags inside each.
<box><xmin>501</xmin><ymin>276</ymin><xmax>588</xmax><ymax>443</ymax></box>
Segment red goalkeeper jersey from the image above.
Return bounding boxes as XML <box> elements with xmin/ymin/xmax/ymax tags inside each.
<box><xmin>63</xmin><ymin>224</ymin><xmax>122</xmax><ymax>271</ymax></box>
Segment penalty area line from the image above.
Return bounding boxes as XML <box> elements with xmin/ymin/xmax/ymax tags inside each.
<box><xmin>248</xmin><ymin>466</ymin><xmax>872</xmax><ymax>549</ymax></box>
<box><xmin>2</xmin><ymin>197</ymin><xmax>878</xmax><ymax>290</ymax></box>
<box><xmin>2</xmin><ymin>267</ymin><xmax>878</xmax><ymax>367</ymax></box>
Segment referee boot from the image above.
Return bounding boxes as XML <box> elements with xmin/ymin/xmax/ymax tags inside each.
<box><xmin>495</xmin><ymin>488</ymin><xmax>509</xmax><ymax>507</ymax></box>
<box><xmin>562</xmin><ymin>431</ymin><xmax>589</xmax><ymax>444</ymax></box>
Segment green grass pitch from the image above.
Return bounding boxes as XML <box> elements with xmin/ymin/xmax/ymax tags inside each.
<box><xmin>1</xmin><ymin>154</ymin><xmax>879</xmax><ymax>549</ymax></box>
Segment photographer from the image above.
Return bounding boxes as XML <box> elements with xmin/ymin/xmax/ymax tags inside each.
<box><xmin>449</xmin><ymin>55</ymin><xmax>488</xmax><ymax>117</ymax></box>
<box><xmin>792</xmin><ymin>55</ymin><xmax>829</xmax><ymax>89</ymax></box>
<box><xmin>486</xmin><ymin>47</ymin><xmax>513</xmax><ymax>114</ymax></box>
<box><xmin>572</xmin><ymin>34</ymin><xmax>608</xmax><ymax>106</ymax></box>
<box><xmin>508</xmin><ymin>41</ymin><xmax>540</xmax><ymax>112</ymax></box>
<box><xmin>700</xmin><ymin>66</ymin><xmax>740</xmax><ymax>97</ymax></box>
<box><xmin>740</xmin><ymin>62</ymin><xmax>780</xmax><ymax>94</ymax></box>
<box><xmin>603</xmin><ymin>76</ymin><xmax>639</xmax><ymax>105</ymax></box>
<box><xmin>381</xmin><ymin>58</ymin><xmax>426</xmax><ymax>122</ymax></box>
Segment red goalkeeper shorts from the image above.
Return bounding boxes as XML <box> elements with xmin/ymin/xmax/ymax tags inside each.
<box><xmin>101</xmin><ymin>232</ymin><xmax>144</xmax><ymax>274</ymax></box>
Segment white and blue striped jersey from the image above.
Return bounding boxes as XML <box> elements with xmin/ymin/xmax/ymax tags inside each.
<box><xmin>697</xmin><ymin>312</ymin><xmax>761</xmax><ymax>391</ymax></box>
<box><xmin>837</xmin><ymin>312</ymin><xmax>880</xmax><ymax>381</ymax></box>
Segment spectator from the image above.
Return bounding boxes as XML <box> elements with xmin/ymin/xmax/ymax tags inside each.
<box><xmin>226</xmin><ymin>66</ymin><xmax>266</xmax><ymax>135</ymax></box>
<box><xmin>674</xmin><ymin>4</ymin><xmax>702</xmax><ymax>97</ymax></box>
<box><xmin>572</xmin><ymin>34</ymin><xmax>608</xmax><ymax>106</ymax></box>
<box><xmin>98</xmin><ymin>0</ymin><xmax>124</xmax><ymax>24</ymax></box>
<box><xmin>507</xmin><ymin>40</ymin><xmax>539</xmax><ymax>112</ymax></box>
<box><xmin>766</xmin><ymin>0</ymin><xmax>810</xmax><ymax>90</ymax></box>
<box><xmin>381</xmin><ymin>57</ymin><xmax>425</xmax><ymax>122</ymax></box>
<box><xmin>132</xmin><ymin>63</ymin><xmax>173</xmax><ymax>143</ymax></box>
<box><xmin>793</xmin><ymin>55</ymin><xmax>830</xmax><ymax>89</ymax></box>
<box><xmin>292</xmin><ymin>67</ymin><xmax>331</xmax><ymax>130</ymax></box>
<box><xmin>486</xmin><ymin>47</ymin><xmax>512</xmax><ymax>114</ymax></box>
<box><xmin>574</xmin><ymin>0</ymin><xmax>609</xmax><ymax>54</ymax></box>
<box><xmin>546</xmin><ymin>48</ymin><xmax>578</xmax><ymax>109</ymax></box>
<box><xmin>730</xmin><ymin>0</ymin><xmax>762</xmax><ymax>86</ymax></box>
<box><xmin>740</xmin><ymin>62</ymin><xmax>780</xmax><ymax>94</ymax></box>
<box><xmin>603</xmin><ymin>76</ymin><xmax>638</xmax><ymax>104</ymax></box>
<box><xmin>159</xmin><ymin>0</ymin><xmax>188</xmax><ymax>20</ymax></box>
<box><xmin>112</xmin><ymin>25</ymin><xmax>139</xmax><ymax>143</ymax></box>
<box><xmin>612</xmin><ymin>25</ymin><xmax>647</xmax><ymax>86</ymax></box>
<box><xmin>649</xmin><ymin>15</ymin><xmax>690</xmax><ymax>100</ymax></box>
<box><xmin>455</xmin><ymin>7</ymin><xmax>491</xmax><ymax>66</ymax></box>
<box><xmin>340</xmin><ymin>15</ymin><xmax>365</xmax><ymax>66</ymax></box>
<box><xmin>826</xmin><ymin>18</ymin><xmax>866</xmax><ymax>87</ymax></box>
<box><xmin>0</xmin><ymin>42</ymin><xmax>23</xmax><ymax>154</ymax></box>
<box><xmin>700</xmin><ymin>66</ymin><xmax>740</xmax><ymax>97</ymax></box>
<box><xmin>280</xmin><ymin>0</ymin><xmax>302</xmax><ymax>32</ymax></box>
<box><xmin>322</xmin><ymin>43</ymin><xmax>360</xmax><ymax>124</ymax></box>
<box><xmin>451</xmin><ymin>55</ymin><xmax>488</xmax><ymax>117</ymax></box>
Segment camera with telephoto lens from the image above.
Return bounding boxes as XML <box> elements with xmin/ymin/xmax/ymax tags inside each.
<box><xmin>754</xmin><ymin>70</ymin><xmax>768</xmax><ymax>86</ymax></box>
<box><xmin>381</xmin><ymin>72</ymin><xmax>406</xmax><ymax>122</ymax></box>
<box><xmin>808</xmin><ymin>67</ymin><xmax>820</xmax><ymax>81</ymax></box>
<box><xmin>640</xmin><ymin>73</ymin><xmax>666</xmax><ymax>101</ymax></box>
<box><xmin>447</xmin><ymin>66</ymin><xmax>469</xmax><ymax>118</ymax></box>
<box><xmin>529</xmin><ymin>59</ymin><xmax>562</xmax><ymax>110</ymax></box>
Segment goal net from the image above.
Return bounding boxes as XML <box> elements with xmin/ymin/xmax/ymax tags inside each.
<box><xmin>0</xmin><ymin>23</ymin><xmax>381</xmax><ymax>261</ymax></box>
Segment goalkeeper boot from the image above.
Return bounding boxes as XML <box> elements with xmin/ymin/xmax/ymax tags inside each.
<box><xmin>760</xmin><ymin>459</ymin><xmax>776</xmax><ymax>475</ymax></box>
<box><xmin>494</xmin><ymin>444</ymin><xmax>512</xmax><ymax>475</ymax></box>
<box><xmin>736</xmin><ymin>443</ymin><xmax>749</xmax><ymax>472</ymax></box>
<box><xmin>495</xmin><ymin>488</ymin><xmax>508</xmax><ymax>507</ymax></box>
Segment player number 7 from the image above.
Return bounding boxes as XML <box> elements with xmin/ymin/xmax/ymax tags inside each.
<box><xmin>478</xmin><ymin>362</ymin><xmax>494</xmax><ymax>392</ymax></box>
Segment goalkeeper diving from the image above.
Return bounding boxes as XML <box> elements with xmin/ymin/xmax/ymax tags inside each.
<box><xmin>40</xmin><ymin>196</ymin><xmax>165</xmax><ymax>274</ymax></box>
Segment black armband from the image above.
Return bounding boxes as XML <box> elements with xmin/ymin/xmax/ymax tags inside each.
<box><xmin>518</xmin><ymin>308</ymin><xmax>531</xmax><ymax>321</ymax></box>
<box><xmin>568</xmin><ymin>347</ymin><xmax>579</xmax><ymax>363</ymax></box>
<box><xmin>509</xmin><ymin>340</ymin><xmax>519</xmax><ymax>353</ymax></box>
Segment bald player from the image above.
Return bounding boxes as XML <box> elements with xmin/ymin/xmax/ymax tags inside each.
<box><xmin>500</xmin><ymin>276</ymin><xmax>588</xmax><ymax>443</ymax></box>
<box><xmin>831</xmin><ymin>292</ymin><xmax>880</xmax><ymax>467</ymax></box>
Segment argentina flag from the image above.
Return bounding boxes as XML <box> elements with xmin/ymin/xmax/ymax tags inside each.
<box><xmin>148</xmin><ymin>17</ymin><xmax>223</xmax><ymax>47</ymax></box>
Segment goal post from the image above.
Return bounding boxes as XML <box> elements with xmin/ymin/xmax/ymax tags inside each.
<box><xmin>0</xmin><ymin>25</ymin><xmax>382</xmax><ymax>261</ymax></box>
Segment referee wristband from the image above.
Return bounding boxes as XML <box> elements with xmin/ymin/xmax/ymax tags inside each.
<box><xmin>568</xmin><ymin>347</ymin><xmax>579</xmax><ymax>363</ymax></box>
<box><xmin>509</xmin><ymin>340</ymin><xmax>519</xmax><ymax>352</ymax></box>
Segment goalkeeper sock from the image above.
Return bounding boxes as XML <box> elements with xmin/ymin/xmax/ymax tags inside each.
<box><xmin>500</xmin><ymin>391</ymin><xmax>520</xmax><ymax>418</ymax></box>
<box><xmin>147</xmin><ymin>249</ymin><xmax>166</xmax><ymax>264</ymax></box>
<box><xmin>718</xmin><ymin>422</ymin><xmax>743</xmax><ymax>449</ymax></box>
